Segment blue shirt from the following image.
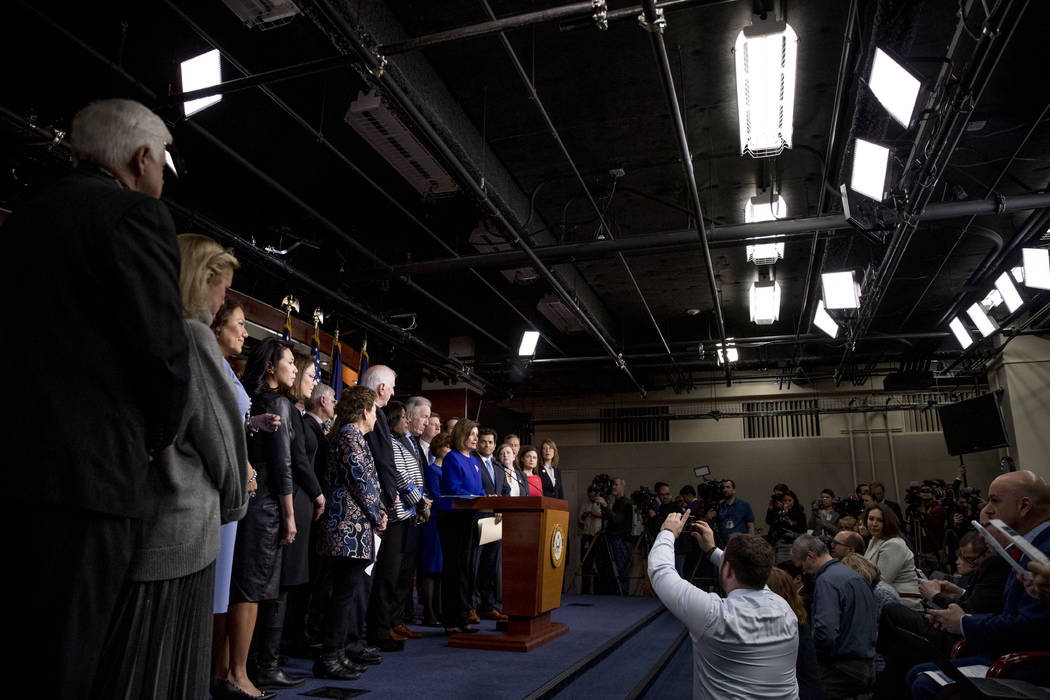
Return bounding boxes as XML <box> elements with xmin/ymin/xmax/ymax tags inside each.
<box><xmin>812</xmin><ymin>559</ymin><xmax>876</xmax><ymax>660</ymax></box>
<box><xmin>436</xmin><ymin>450</ymin><xmax>484</xmax><ymax>511</ymax></box>
<box><xmin>719</xmin><ymin>498</ymin><xmax>755</xmax><ymax>541</ymax></box>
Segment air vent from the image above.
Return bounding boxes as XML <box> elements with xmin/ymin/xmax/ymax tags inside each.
<box><xmin>346</xmin><ymin>91</ymin><xmax>458</xmax><ymax>199</ymax></box>
<box><xmin>600</xmin><ymin>406</ymin><xmax>670</xmax><ymax>443</ymax></box>
<box><xmin>219</xmin><ymin>0</ymin><xmax>299</xmax><ymax>30</ymax></box>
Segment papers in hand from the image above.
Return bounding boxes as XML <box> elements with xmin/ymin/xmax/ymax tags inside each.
<box><xmin>972</xmin><ymin>520</ymin><xmax>1040</xmax><ymax>580</ymax></box>
<box><xmin>365</xmin><ymin>531</ymin><xmax>382</xmax><ymax>576</ymax></box>
<box><xmin>477</xmin><ymin>516</ymin><xmax>502</xmax><ymax>545</ymax></box>
<box><xmin>923</xmin><ymin>665</ymin><xmax>990</xmax><ymax>686</ymax></box>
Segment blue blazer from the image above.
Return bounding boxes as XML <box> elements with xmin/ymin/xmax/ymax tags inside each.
<box><xmin>961</xmin><ymin>524</ymin><xmax>1050</xmax><ymax>656</ymax></box>
<box><xmin>436</xmin><ymin>451</ymin><xmax>484</xmax><ymax>511</ymax></box>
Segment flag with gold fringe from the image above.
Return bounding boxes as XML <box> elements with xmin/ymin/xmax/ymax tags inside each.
<box><xmin>357</xmin><ymin>338</ymin><xmax>369</xmax><ymax>385</ymax></box>
<box><xmin>330</xmin><ymin>328</ymin><xmax>343</xmax><ymax>401</ymax></box>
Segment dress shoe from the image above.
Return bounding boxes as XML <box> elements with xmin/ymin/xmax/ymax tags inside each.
<box><xmin>421</xmin><ymin>616</ymin><xmax>442</xmax><ymax>627</ymax></box>
<box><xmin>313</xmin><ymin>652</ymin><xmax>362</xmax><ymax>681</ymax></box>
<box><xmin>479</xmin><ymin>609</ymin><xmax>509</xmax><ymax>621</ymax></box>
<box><xmin>252</xmin><ymin>666</ymin><xmax>305</xmax><ymax>690</ymax></box>
<box><xmin>389</xmin><ymin>628</ymin><xmax>408</xmax><ymax>641</ymax></box>
<box><xmin>375</xmin><ymin>637</ymin><xmax>405</xmax><ymax>652</ymax></box>
<box><xmin>466</xmin><ymin>609</ymin><xmax>481</xmax><ymax>624</ymax></box>
<box><xmin>339</xmin><ymin>654</ymin><xmax>369</xmax><ymax>674</ymax></box>
<box><xmin>347</xmin><ymin>649</ymin><xmax>383</xmax><ymax>665</ymax></box>
<box><xmin>392</xmin><ymin>624</ymin><xmax>423</xmax><ymax>639</ymax></box>
<box><xmin>211</xmin><ymin>681</ymin><xmax>275</xmax><ymax>700</ymax></box>
<box><xmin>363</xmin><ymin>645</ymin><xmax>380</xmax><ymax>656</ymax></box>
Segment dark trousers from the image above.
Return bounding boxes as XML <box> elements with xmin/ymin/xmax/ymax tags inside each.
<box><xmin>438</xmin><ymin>510</ymin><xmax>475</xmax><ymax>627</ymax></box>
<box><xmin>473</xmin><ymin>536</ymin><xmax>501</xmax><ymax>612</ymax></box>
<box><xmin>818</xmin><ymin>657</ymin><xmax>874</xmax><ymax>698</ymax></box>
<box><xmin>321</xmin><ymin>557</ymin><xmax>368</xmax><ymax>653</ymax></box>
<box><xmin>874</xmin><ymin>602</ymin><xmax>958</xmax><ymax>698</ymax></box>
<box><xmin>13</xmin><ymin>502</ymin><xmax>135</xmax><ymax>700</ymax></box>
<box><xmin>610</xmin><ymin>536</ymin><xmax>631</xmax><ymax>595</ymax></box>
<box><xmin>367</xmin><ymin>517</ymin><xmax>407</xmax><ymax>641</ymax></box>
<box><xmin>394</xmin><ymin>521</ymin><xmax>422</xmax><ymax>625</ymax></box>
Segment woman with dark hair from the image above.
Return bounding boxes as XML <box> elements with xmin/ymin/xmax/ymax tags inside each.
<box><xmin>228</xmin><ymin>336</ymin><xmax>298</xmax><ymax>697</ymax></box>
<box><xmin>863</xmin><ymin>504</ymin><xmax>921</xmax><ymax>610</ymax></box>
<box><xmin>420</xmin><ymin>431</ymin><xmax>452</xmax><ymax>626</ymax></box>
<box><xmin>769</xmin><ymin>490</ymin><xmax>808</xmax><ymax>561</ymax></box>
<box><xmin>809</xmin><ymin>489</ymin><xmax>840</xmax><ymax>543</ymax></box>
<box><xmin>767</xmin><ymin>567</ymin><xmax>822</xmax><ymax>700</ymax></box>
<box><xmin>436</xmin><ymin>419</ymin><xmax>485</xmax><ymax>634</ymax></box>
<box><xmin>315</xmin><ymin>386</ymin><xmax>386</xmax><ymax>680</ymax></box>
<box><xmin>98</xmin><ymin>234</ymin><xmax>249</xmax><ymax>699</ymax></box>
<box><xmin>517</xmin><ymin>445</ymin><xmax>544</xmax><ymax>497</ymax></box>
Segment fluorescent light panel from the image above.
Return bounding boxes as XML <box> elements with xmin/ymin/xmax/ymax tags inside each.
<box><xmin>822</xmin><ymin>271</ymin><xmax>861</xmax><ymax>309</ymax></box>
<box><xmin>734</xmin><ymin>21</ymin><xmax>798</xmax><ymax>157</ymax></box>
<box><xmin>994</xmin><ymin>272</ymin><xmax>1023</xmax><ymax>313</ymax></box>
<box><xmin>949</xmin><ymin>317</ymin><xmax>973</xmax><ymax>349</ymax></box>
<box><xmin>747</xmin><ymin>242</ymin><xmax>785</xmax><ymax>265</ymax></box>
<box><xmin>869</xmin><ymin>48</ymin><xmax>921</xmax><ymax>127</ymax></box>
<box><xmin>745</xmin><ymin>194</ymin><xmax>787</xmax><ymax>223</ymax></box>
<box><xmin>966</xmin><ymin>303</ymin><xmax>997</xmax><ymax>338</ymax></box>
<box><xmin>181</xmin><ymin>49</ymin><xmax>222</xmax><ymax>117</ymax></box>
<box><xmin>749</xmin><ymin>281</ymin><xmax>782</xmax><ymax>325</ymax></box>
<box><xmin>1022</xmin><ymin>248</ymin><xmax>1050</xmax><ymax>290</ymax></box>
<box><xmin>716</xmin><ymin>339</ymin><xmax>738</xmax><ymax>365</ymax></box>
<box><xmin>164</xmin><ymin>149</ymin><xmax>178</xmax><ymax>177</ymax></box>
<box><xmin>518</xmin><ymin>330</ymin><xmax>540</xmax><ymax>356</ymax></box>
<box><xmin>813</xmin><ymin>300</ymin><xmax>839</xmax><ymax>338</ymax></box>
<box><xmin>850</xmin><ymin>138</ymin><xmax>890</xmax><ymax>201</ymax></box>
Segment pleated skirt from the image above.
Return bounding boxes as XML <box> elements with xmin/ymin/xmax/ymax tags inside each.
<box><xmin>94</xmin><ymin>561</ymin><xmax>215</xmax><ymax>700</ymax></box>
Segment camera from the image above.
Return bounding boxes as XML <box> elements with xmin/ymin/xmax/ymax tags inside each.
<box><xmin>589</xmin><ymin>473</ymin><xmax>614</xmax><ymax>502</ymax></box>
<box><xmin>631</xmin><ymin>485</ymin><xmax>660</xmax><ymax>514</ymax></box>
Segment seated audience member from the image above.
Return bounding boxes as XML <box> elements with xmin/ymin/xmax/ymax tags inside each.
<box><xmin>906</xmin><ymin>470</ymin><xmax>1050</xmax><ymax>698</ymax></box>
<box><xmin>874</xmin><ymin>531</ymin><xmax>1010</xmax><ymax>697</ymax></box>
<box><xmin>839</xmin><ymin>552</ymin><xmax>900</xmax><ymax>624</ymax></box>
<box><xmin>767</xmin><ymin>567</ymin><xmax>823</xmax><ymax>700</ymax></box>
<box><xmin>863</xmin><ymin>504</ymin><xmax>922</xmax><ymax>610</ymax></box>
<box><xmin>791</xmin><ymin>534</ymin><xmax>877</xmax><ymax>698</ymax></box>
<box><xmin>649</xmin><ymin>513</ymin><xmax>800</xmax><ymax>698</ymax></box>
<box><xmin>830</xmin><ymin>530</ymin><xmax>866</xmax><ymax>560</ymax></box>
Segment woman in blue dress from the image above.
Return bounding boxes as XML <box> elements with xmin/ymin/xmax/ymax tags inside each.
<box><xmin>420</xmin><ymin>431</ymin><xmax>452</xmax><ymax>626</ymax></box>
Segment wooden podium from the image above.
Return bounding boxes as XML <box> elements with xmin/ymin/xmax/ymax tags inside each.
<box><xmin>449</xmin><ymin>496</ymin><xmax>570</xmax><ymax>652</ymax></box>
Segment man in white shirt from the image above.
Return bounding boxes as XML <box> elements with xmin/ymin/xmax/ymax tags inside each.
<box><xmin>648</xmin><ymin>513</ymin><xmax>799</xmax><ymax>699</ymax></box>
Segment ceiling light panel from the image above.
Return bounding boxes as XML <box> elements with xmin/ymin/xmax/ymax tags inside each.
<box><xmin>822</xmin><ymin>271</ymin><xmax>861</xmax><ymax>309</ymax></box>
<box><xmin>749</xmin><ymin>281</ymin><xmax>782</xmax><ymax>325</ymax></box>
<box><xmin>966</xmin><ymin>303</ymin><xmax>997</xmax><ymax>338</ymax></box>
<box><xmin>1022</xmin><ymin>248</ymin><xmax>1050</xmax><ymax>290</ymax></box>
<box><xmin>180</xmin><ymin>49</ymin><xmax>222</xmax><ymax>117</ymax></box>
<box><xmin>746</xmin><ymin>242</ymin><xmax>785</xmax><ymax>265</ymax></box>
<box><xmin>745</xmin><ymin>194</ymin><xmax>788</xmax><ymax>223</ymax></box>
<box><xmin>994</xmin><ymin>272</ymin><xmax>1023</xmax><ymax>313</ymax></box>
<box><xmin>850</xmin><ymin>138</ymin><xmax>890</xmax><ymax>201</ymax></box>
<box><xmin>813</xmin><ymin>300</ymin><xmax>839</xmax><ymax>338</ymax></box>
<box><xmin>716</xmin><ymin>339</ymin><xmax>738</xmax><ymax>365</ymax></box>
<box><xmin>869</xmin><ymin>48</ymin><xmax>921</xmax><ymax>127</ymax></box>
<box><xmin>518</xmin><ymin>331</ymin><xmax>540</xmax><ymax>356</ymax></box>
<box><xmin>735</xmin><ymin>20</ymin><xmax>798</xmax><ymax>158</ymax></box>
<box><xmin>949</xmin><ymin>317</ymin><xmax>973</xmax><ymax>349</ymax></box>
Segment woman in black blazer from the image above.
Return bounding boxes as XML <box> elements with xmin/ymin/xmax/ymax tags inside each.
<box><xmin>539</xmin><ymin>439</ymin><xmax>565</xmax><ymax>500</ymax></box>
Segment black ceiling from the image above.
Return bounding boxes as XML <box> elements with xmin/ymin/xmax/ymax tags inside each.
<box><xmin>3</xmin><ymin>0</ymin><xmax>1048</xmax><ymax>397</ymax></box>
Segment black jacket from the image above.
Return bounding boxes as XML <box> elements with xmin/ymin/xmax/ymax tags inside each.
<box><xmin>365</xmin><ymin>408</ymin><xmax>398</xmax><ymax>507</ymax></box>
<box><xmin>6</xmin><ymin>166</ymin><xmax>189</xmax><ymax>517</ymax></box>
<box><xmin>540</xmin><ymin>467</ymin><xmax>565</xmax><ymax>500</ymax></box>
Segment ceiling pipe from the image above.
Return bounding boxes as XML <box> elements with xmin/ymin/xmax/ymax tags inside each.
<box><xmin>477</xmin><ymin>0</ymin><xmax>677</xmax><ymax>368</ymax></box>
<box><xmin>158</xmin><ymin>1</ymin><xmax>563</xmax><ymax>356</ymax></box>
<box><xmin>307</xmin><ymin>0</ymin><xmax>649</xmax><ymax>397</ymax></box>
<box><xmin>383</xmin><ymin>194</ymin><xmax>1050</xmax><ymax>276</ymax></box>
<box><xmin>640</xmin><ymin>0</ymin><xmax>731</xmax><ymax>386</ymax></box>
<box><xmin>23</xmin><ymin>2</ymin><xmax>512</xmax><ymax>354</ymax></box>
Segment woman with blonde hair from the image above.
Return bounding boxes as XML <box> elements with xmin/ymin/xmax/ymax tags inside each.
<box><xmin>98</xmin><ymin>234</ymin><xmax>249</xmax><ymax>699</ymax></box>
<box><xmin>766</xmin><ymin>567</ymin><xmax>821</xmax><ymax>700</ymax></box>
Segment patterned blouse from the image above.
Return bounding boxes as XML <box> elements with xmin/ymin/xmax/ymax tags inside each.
<box><xmin>315</xmin><ymin>423</ymin><xmax>384</xmax><ymax>561</ymax></box>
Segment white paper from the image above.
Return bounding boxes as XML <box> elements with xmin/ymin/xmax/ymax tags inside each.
<box><xmin>477</xmin><ymin>516</ymin><xmax>503</xmax><ymax>546</ymax></box>
<box><xmin>366</xmin><ymin>531</ymin><xmax>382</xmax><ymax>576</ymax></box>
<box><xmin>922</xmin><ymin>665</ymin><xmax>989</xmax><ymax>687</ymax></box>
<box><xmin>972</xmin><ymin>520</ymin><xmax>1030</xmax><ymax>578</ymax></box>
<box><xmin>989</xmin><ymin>519</ymin><xmax>1050</xmax><ymax>566</ymax></box>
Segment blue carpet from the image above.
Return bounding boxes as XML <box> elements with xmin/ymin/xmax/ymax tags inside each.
<box><xmin>267</xmin><ymin>595</ymin><xmax>664</xmax><ymax>699</ymax></box>
<box><xmin>638</xmin><ymin>633</ymin><xmax>691</xmax><ymax>699</ymax></box>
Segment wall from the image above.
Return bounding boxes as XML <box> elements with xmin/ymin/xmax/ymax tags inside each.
<box><xmin>991</xmin><ymin>335</ymin><xmax>1050</xmax><ymax>482</ymax></box>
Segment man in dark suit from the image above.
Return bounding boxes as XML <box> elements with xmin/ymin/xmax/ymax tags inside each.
<box><xmin>473</xmin><ymin>428</ymin><xmax>510</xmax><ymax>620</ymax></box>
<box><xmin>7</xmin><ymin>98</ymin><xmax>189</xmax><ymax>698</ymax></box>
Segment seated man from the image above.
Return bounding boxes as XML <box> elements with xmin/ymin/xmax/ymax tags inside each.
<box><xmin>906</xmin><ymin>470</ymin><xmax>1050</xmax><ymax>698</ymax></box>
<box><xmin>649</xmin><ymin>513</ymin><xmax>799</xmax><ymax>699</ymax></box>
<box><xmin>791</xmin><ymin>534</ymin><xmax>877</xmax><ymax>697</ymax></box>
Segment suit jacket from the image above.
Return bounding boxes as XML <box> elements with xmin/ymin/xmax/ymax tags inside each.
<box><xmin>365</xmin><ymin>407</ymin><xmax>398</xmax><ymax>507</ymax></box>
<box><xmin>303</xmin><ymin>413</ymin><xmax>330</xmax><ymax>491</ymax></box>
<box><xmin>475</xmin><ymin>453</ymin><xmax>510</xmax><ymax>497</ymax></box>
<box><xmin>290</xmin><ymin>409</ymin><xmax>323</xmax><ymax>500</ymax></box>
<box><xmin>7</xmin><ymin>166</ymin><xmax>189</xmax><ymax>517</ymax></box>
<box><xmin>540</xmin><ymin>466</ymin><xmax>565</xmax><ymax>500</ymax></box>
<box><xmin>961</xmin><ymin>523</ymin><xmax>1050</xmax><ymax>656</ymax></box>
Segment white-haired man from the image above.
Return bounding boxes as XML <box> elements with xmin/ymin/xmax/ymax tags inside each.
<box><xmin>8</xmin><ymin>98</ymin><xmax>189</xmax><ymax>698</ymax></box>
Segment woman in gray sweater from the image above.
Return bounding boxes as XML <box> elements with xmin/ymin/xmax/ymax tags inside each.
<box><xmin>96</xmin><ymin>234</ymin><xmax>249</xmax><ymax>698</ymax></box>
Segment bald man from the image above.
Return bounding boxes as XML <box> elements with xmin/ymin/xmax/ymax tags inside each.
<box><xmin>908</xmin><ymin>470</ymin><xmax>1050</xmax><ymax>697</ymax></box>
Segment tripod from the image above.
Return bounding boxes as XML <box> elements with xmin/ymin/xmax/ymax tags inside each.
<box><xmin>570</xmin><ymin>526</ymin><xmax>624</xmax><ymax>596</ymax></box>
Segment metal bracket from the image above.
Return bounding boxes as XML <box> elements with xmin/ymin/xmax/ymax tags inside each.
<box><xmin>994</xmin><ymin>192</ymin><xmax>1006</xmax><ymax>215</ymax></box>
<box><xmin>368</xmin><ymin>53</ymin><xmax>388</xmax><ymax>79</ymax></box>
<box><xmin>637</xmin><ymin>7</ymin><xmax>666</xmax><ymax>33</ymax></box>
<box><xmin>592</xmin><ymin>0</ymin><xmax>608</xmax><ymax>30</ymax></box>
<box><xmin>615</xmin><ymin>353</ymin><xmax>626</xmax><ymax>370</ymax></box>
<box><xmin>48</xmin><ymin>129</ymin><xmax>66</xmax><ymax>152</ymax></box>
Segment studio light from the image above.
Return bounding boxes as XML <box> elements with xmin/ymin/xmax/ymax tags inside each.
<box><xmin>180</xmin><ymin>49</ymin><xmax>222</xmax><ymax>117</ymax></box>
<box><xmin>994</xmin><ymin>272</ymin><xmax>1024</xmax><ymax>313</ymax></box>
<box><xmin>980</xmin><ymin>289</ymin><xmax>1003</xmax><ymax>312</ymax></box>
<box><xmin>868</xmin><ymin>48</ymin><xmax>921</xmax><ymax>128</ymax></box>
<box><xmin>749</xmin><ymin>280</ymin><xmax>782</xmax><ymax>325</ymax></box>
<box><xmin>813</xmin><ymin>300</ymin><xmax>839</xmax><ymax>338</ymax></box>
<box><xmin>716</xmin><ymin>339</ymin><xmax>738</xmax><ymax>365</ymax></box>
<box><xmin>850</xmin><ymin>138</ymin><xmax>890</xmax><ymax>201</ymax></box>
<box><xmin>821</xmin><ymin>271</ymin><xmax>861</xmax><ymax>310</ymax></box>
<box><xmin>734</xmin><ymin>19</ymin><xmax>798</xmax><ymax>157</ymax></box>
<box><xmin>745</xmin><ymin>194</ymin><xmax>787</xmax><ymax>222</ymax></box>
<box><xmin>518</xmin><ymin>330</ymin><xmax>540</xmax><ymax>357</ymax></box>
<box><xmin>1022</xmin><ymin>248</ymin><xmax>1050</xmax><ymax>290</ymax></box>
<box><xmin>966</xmin><ymin>303</ymin><xmax>997</xmax><ymax>338</ymax></box>
<box><xmin>1011</xmin><ymin>266</ymin><xmax>1025</xmax><ymax>284</ymax></box>
<box><xmin>949</xmin><ymin>317</ymin><xmax>973</xmax><ymax>349</ymax></box>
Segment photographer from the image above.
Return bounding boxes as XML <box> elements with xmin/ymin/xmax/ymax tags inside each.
<box><xmin>764</xmin><ymin>483</ymin><xmax>791</xmax><ymax>532</ymax></box>
<box><xmin>767</xmin><ymin>490</ymin><xmax>807</xmax><ymax>561</ymax></box>
<box><xmin>809</xmin><ymin>489</ymin><xmax>841</xmax><ymax>544</ymax></box>
<box><xmin>595</xmin><ymin>478</ymin><xmax>633</xmax><ymax>595</ymax></box>
<box><xmin>717</xmin><ymin>480</ymin><xmax>755</xmax><ymax>548</ymax></box>
<box><xmin>905</xmin><ymin>484</ymin><xmax>947</xmax><ymax>571</ymax></box>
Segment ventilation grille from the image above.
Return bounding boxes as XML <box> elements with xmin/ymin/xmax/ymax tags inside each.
<box><xmin>743</xmin><ymin>399</ymin><xmax>821</xmax><ymax>438</ymax></box>
<box><xmin>599</xmin><ymin>406</ymin><xmax>670</xmax><ymax>443</ymax></box>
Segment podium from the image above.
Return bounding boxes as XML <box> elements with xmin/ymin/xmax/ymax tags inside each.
<box><xmin>450</xmin><ymin>496</ymin><xmax>570</xmax><ymax>651</ymax></box>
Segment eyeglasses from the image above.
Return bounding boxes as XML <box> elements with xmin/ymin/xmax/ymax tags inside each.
<box><xmin>957</xmin><ymin>551</ymin><xmax>981</xmax><ymax>566</ymax></box>
<box><xmin>830</xmin><ymin>540</ymin><xmax>849</xmax><ymax>549</ymax></box>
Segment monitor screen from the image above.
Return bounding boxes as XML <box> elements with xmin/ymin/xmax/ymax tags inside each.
<box><xmin>937</xmin><ymin>393</ymin><xmax>1009</xmax><ymax>456</ymax></box>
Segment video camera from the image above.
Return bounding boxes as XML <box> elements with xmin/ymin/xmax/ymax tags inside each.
<box><xmin>589</xmin><ymin>473</ymin><xmax>615</xmax><ymax>502</ymax></box>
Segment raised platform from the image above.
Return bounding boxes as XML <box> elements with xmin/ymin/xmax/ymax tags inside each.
<box><xmin>269</xmin><ymin>595</ymin><xmax>668</xmax><ymax>699</ymax></box>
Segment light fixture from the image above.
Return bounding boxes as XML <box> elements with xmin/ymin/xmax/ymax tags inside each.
<box><xmin>1011</xmin><ymin>266</ymin><xmax>1025</xmax><ymax>284</ymax></box>
<box><xmin>180</xmin><ymin>49</ymin><xmax>222</xmax><ymax>117</ymax></box>
<box><xmin>994</xmin><ymin>272</ymin><xmax>1024</xmax><ymax>313</ymax></box>
<box><xmin>822</xmin><ymin>270</ymin><xmax>861</xmax><ymax>309</ymax></box>
<box><xmin>518</xmin><ymin>330</ymin><xmax>540</xmax><ymax>357</ymax></box>
<box><xmin>746</xmin><ymin>242</ymin><xmax>785</xmax><ymax>265</ymax></box>
<box><xmin>1022</xmin><ymin>248</ymin><xmax>1050</xmax><ymax>290</ymax></box>
<box><xmin>868</xmin><ymin>48</ymin><xmax>921</xmax><ymax>128</ymax></box>
<box><xmin>716</xmin><ymin>339</ymin><xmax>738</xmax><ymax>365</ymax></box>
<box><xmin>980</xmin><ymin>289</ymin><xmax>1003</xmax><ymax>312</ymax></box>
<box><xmin>745</xmin><ymin>194</ymin><xmax>787</xmax><ymax>222</ymax></box>
<box><xmin>813</xmin><ymin>300</ymin><xmax>839</xmax><ymax>338</ymax></box>
<box><xmin>164</xmin><ymin>149</ymin><xmax>178</xmax><ymax>177</ymax></box>
<box><xmin>749</xmin><ymin>280</ymin><xmax>782</xmax><ymax>325</ymax></box>
<box><xmin>734</xmin><ymin>19</ymin><xmax>798</xmax><ymax>157</ymax></box>
<box><xmin>850</xmin><ymin>138</ymin><xmax>890</xmax><ymax>201</ymax></box>
<box><xmin>966</xmin><ymin>303</ymin><xmax>997</xmax><ymax>338</ymax></box>
<box><xmin>949</xmin><ymin>317</ymin><xmax>973</xmax><ymax>349</ymax></box>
